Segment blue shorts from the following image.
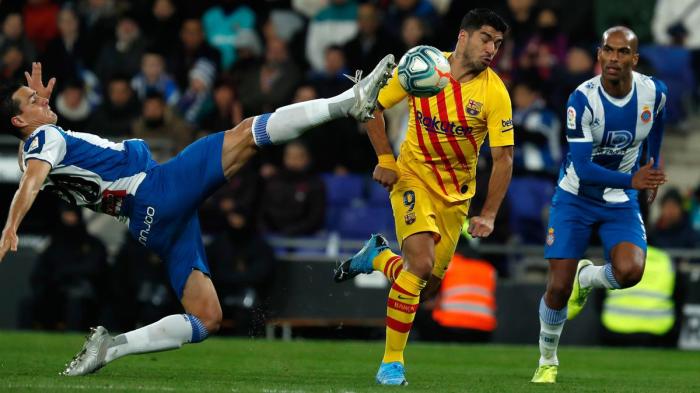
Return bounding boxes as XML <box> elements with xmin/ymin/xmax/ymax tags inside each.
<box><xmin>544</xmin><ymin>188</ymin><xmax>647</xmax><ymax>262</ymax></box>
<box><xmin>127</xmin><ymin>132</ymin><xmax>226</xmax><ymax>298</ymax></box>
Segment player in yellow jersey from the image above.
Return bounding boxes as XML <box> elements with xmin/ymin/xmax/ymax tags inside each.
<box><xmin>334</xmin><ymin>9</ymin><xmax>513</xmax><ymax>385</ymax></box>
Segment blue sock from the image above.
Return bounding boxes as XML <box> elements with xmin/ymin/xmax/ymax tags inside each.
<box><xmin>604</xmin><ymin>263</ymin><xmax>622</xmax><ymax>289</ymax></box>
<box><xmin>539</xmin><ymin>297</ymin><xmax>567</xmax><ymax>325</ymax></box>
<box><xmin>252</xmin><ymin>113</ymin><xmax>272</xmax><ymax>146</ymax></box>
<box><xmin>186</xmin><ymin>314</ymin><xmax>209</xmax><ymax>343</ymax></box>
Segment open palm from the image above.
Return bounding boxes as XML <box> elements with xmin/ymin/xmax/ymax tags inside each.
<box><xmin>24</xmin><ymin>62</ymin><xmax>56</xmax><ymax>99</ymax></box>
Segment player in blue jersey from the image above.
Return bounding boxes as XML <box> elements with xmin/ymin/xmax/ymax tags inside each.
<box><xmin>0</xmin><ymin>57</ymin><xmax>395</xmax><ymax>376</ymax></box>
<box><xmin>531</xmin><ymin>27</ymin><xmax>668</xmax><ymax>383</ymax></box>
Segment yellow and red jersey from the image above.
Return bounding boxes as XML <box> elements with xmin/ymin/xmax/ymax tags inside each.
<box><xmin>378</xmin><ymin>52</ymin><xmax>514</xmax><ymax>203</ymax></box>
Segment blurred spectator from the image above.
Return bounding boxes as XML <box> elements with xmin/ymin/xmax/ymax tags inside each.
<box><xmin>230</xmin><ymin>28</ymin><xmax>263</xmax><ymax>88</ymax></box>
<box><xmin>55</xmin><ymin>79</ymin><xmax>92</xmax><ymax>132</ymax></box>
<box><xmin>141</xmin><ymin>0</ymin><xmax>181</xmax><ymax>59</ymax></box>
<box><xmin>176</xmin><ymin>58</ymin><xmax>215</xmax><ymax>125</ymax></box>
<box><xmin>549</xmin><ymin>45</ymin><xmax>596</xmax><ymax>117</ymax></box>
<box><xmin>0</xmin><ymin>13</ymin><xmax>36</xmax><ymax>63</ymax></box>
<box><xmin>292</xmin><ymin>0</ymin><xmax>329</xmax><ymax>19</ymax></box>
<box><xmin>650</xmin><ymin>188</ymin><xmax>699</xmax><ymax>249</ymax></box>
<box><xmin>200</xmin><ymin>78</ymin><xmax>243</xmax><ymax>135</ymax></box>
<box><xmin>308</xmin><ymin>45</ymin><xmax>351</xmax><ymax>99</ymax></box>
<box><xmin>595</xmin><ymin>0</ymin><xmax>655</xmax><ymax>43</ymax></box>
<box><xmin>25</xmin><ymin>205</ymin><xmax>108</xmax><ymax>331</ymax></box>
<box><xmin>238</xmin><ymin>37</ymin><xmax>301</xmax><ymax>117</ymax></box>
<box><xmin>0</xmin><ymin>44</ymin><xmax>28</xmax><ymax>84</ymax></box>
<box><xmin>41</xmin><ymin>6</ymin><xmax>86</xmax><ymax>86</ymax></box>
<box><xmin>516</xmin><ymin>7</ymin><xmax>567</xmax><ymax>84</ymax></box>
<box><xmin>110</xmin><ymin>236</ymin><xmax>179</xmax><ymax>332</ymax></box>
<box><xmin>296</xmin><ymin>84</ymin><xmax>376</xmax><ymax>173</ymax></box>
<box><xmin>503</xmin><ymin>0</ymin><xmax>538</xmax><ymax>55</ymax></box>
<box><xmin>199</xmin><ymin>161</ymin><xmax>260</xmax><ymax>236</ymax></box>
<box><xmin>259</xmin><ymin>141</ymin><xmax>326</xmax><ymax>236</ymax></box>
<box><xmin>511</xmin><ymin>79</ymin><xmax>561</xmax><ymax>177</ymax></box>
<box><xmin>95</xmin><ymin>14</ymin><xmax>146</xmax><ymax>86</ymax></box>
<box><xmin>343</xmin><ymin>3</ymin><xmax>398</xmax><ymax>75</ymax></box>
<box><xmin>79</xmin><ymin>0</ymin><xmax>118</xmax><ymax>70</ymax></box>
<box><xmin>400</xmin><ymin>15</ymin><xmax>432</xmax><ymax>52</ymax></box>
<box><xmin>22</xmin><ymin>0</ymin><xmax>59</xmax><ymax>53</ymax></box>
<box><xmin>207</xmin><ymin>200</ymin><xmax>276</xmax><ymax>336</ymax></box>
<box><xmin>384</xmin><ymin>0</ymin><xmax>439</xmax><ymax>42</ymax></box>
<box><xmin>690</xmin><ymin>185</ymin><xmax>700</xmax><ymax>233</ymax></box>
<box><xmin>652</xmin><ymin>0</ymin><xmax>700</xmax><ymax>82</ymax></box>
<box><xmin>202</xmin><ymin>0</ymin><xmax>256</xmax><ymax>69</ymax></box>
<box><xmin>133</xmin><ymin>91</ymin><xmax>192</xmax><ymax>160</ymax></box>
<box><xmin>170</xmin><ymin>18</ymin><xmax>221</xmax><ymax>91</ymax></box>
<box><xmin>88</xmin><ymin>75</ymin><xmax>140</xmax><ymax>137</ymax></box>
<box><xmin>305</xmin><ymin>0</ymin><xmax>358</xmax><ymax>72</ymax></box>
<box><xmin>131</xmin><ymin>50</ymin><xmax>180</xmax><ymax>107</ymax></box>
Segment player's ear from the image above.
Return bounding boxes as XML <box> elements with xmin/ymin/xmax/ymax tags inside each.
<box><xmin>11</xmin><ymin>114</ymin><xmax>27</xmax><ymax>129</ymax></box>
<box><xmin>632</xmin><ymin>53</ymin><xmax>639</xmax><ymax>68</ymax></box>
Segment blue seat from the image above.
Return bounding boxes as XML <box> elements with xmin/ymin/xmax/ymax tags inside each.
<box><xmin>322</xmin><ymin>174</ymin><xmax>365</xmax><ymax>207</ymax></box>
<box><xmin>367</xmin><ymin>180</ymin><xmax>391</xmax><ymax>207</ymax></box>
<box><xmin>507</xmin><ymin>177</ymin><xmax>554</xmax><ymax>244</ymax></box>
<box><xmin>337</xmin><ymin>206</ymin><xmax>395</xmax><ymax>239</ymax></box>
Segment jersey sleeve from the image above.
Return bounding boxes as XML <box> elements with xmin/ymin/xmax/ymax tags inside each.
<box><xmin>565</xmin><ymin>90</ymin><xmax>593</xmax><ymax>142</ymax></box>
<box><xmin>377</xmin><ymin>67</ymin><xmax>408</xmax><ymax>110</ymax></box>
<box><xmin>486</xmin><ymin>80</ymin><xmax>514</xmax><ymax>147</ymax></box>
<box><xmin>23</xmin><ymin>125</ymin><xmax>66</xmax><ymax>168</ymax></box>
<box><xmin>647</xmin><ymin>78</ymin><xmax>668</xmax><ymax>168</ymax></box>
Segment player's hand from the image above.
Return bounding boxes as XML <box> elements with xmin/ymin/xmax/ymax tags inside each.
<box><xmin>24</xmin><ymin>62</ymin><xmax>56</xmax><ymax>99</ymax></box>
<box><xmin>468</xmin><ymin>216</ymin><xmax>494</xmax><ymax>238</ymax></box>
<box><xmin>631</xmin><ymin>158</ymin><xmax>666</xmax><ymax>191</ymax></box>
<box><xmin>0</xmin><ymin>227</ymin><xmax>19</xmax><ymax>262</ymax></box>
<box><xmin>373</xmin><ymin>165</ymin><xmax>398</xmax><ymax>192</ymax></box>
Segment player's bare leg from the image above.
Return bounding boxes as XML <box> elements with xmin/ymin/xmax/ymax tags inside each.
<box><xmin>608</xmin><ymin>242</ymin><xmax>645</xmax><ymax>287</ymax></box>
<box><xmin>62</xmin><ymin>271</ymin><xmax>221</xmax><ymax>376</ymax></box>
<box><xmin>419</xmin><ymin>274</ymin><xmax>442</xmax><ymax>303</ymax></box>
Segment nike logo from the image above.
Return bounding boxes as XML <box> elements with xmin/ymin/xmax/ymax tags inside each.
<box><xmin>397</xmin><ymin>295</ymin><xmax>414</xmax><ymax>300</ymax></box>
<box><xmin>501</xmin><ymin>127</ymin><xmax>514</xmax><ymax>133</ymax></box>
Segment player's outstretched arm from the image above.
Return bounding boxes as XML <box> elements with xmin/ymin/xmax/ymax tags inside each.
<box><xmin>469</xmin><ymin>145</ymin><xmax>513</xmax><ymax>238</ymax></box>
<box><xmin>366</xmin><ymin>107</ymin><xmax>399</xmax><ymax>191</ymax></box>
<box><xmin>24</xmin><ymin>62</ymin><xmax>56</xmax><ymax>99</ymax></box>
<box><xmin>0</xmin><ymin>159</ymin><xmax>51</xmax><ymax>262</ymax></box>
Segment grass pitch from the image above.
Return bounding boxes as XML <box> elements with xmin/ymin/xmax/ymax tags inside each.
<box><xmin>0</xmin><ymin>331</ymin><xmax>697</xmax><ymax>392</ymax></box>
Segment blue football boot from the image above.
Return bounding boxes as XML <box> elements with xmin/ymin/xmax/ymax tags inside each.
<box><xmin>333</xmin><ymin>234</ymin><xmax>389</xmax><ymax>283</ymax></box>
<box><xmin>376</xmin><ymin>362</ymin><xmax>408</xmax><ymax>385</ymax></box>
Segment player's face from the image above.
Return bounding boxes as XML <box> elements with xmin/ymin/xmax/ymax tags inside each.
<box><xmin>11</xmin><ymin>86</ymin><xmax>58</xmax><ymax>130</ymax></box>
<box><xmin>598</xmin><ymin>32</ymin><xmax>638</xmax><ymax>82</ymax></box>
<box><xmin>458</xmin><ymin>25</ymin><xmax>504</xmax><ymax>72</ymax></box>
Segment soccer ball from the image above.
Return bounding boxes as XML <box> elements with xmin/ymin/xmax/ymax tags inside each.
<box><xmin>397</xmin><ymin>45</ymin><xmax>451</xmax><ymax>98</ymax></box>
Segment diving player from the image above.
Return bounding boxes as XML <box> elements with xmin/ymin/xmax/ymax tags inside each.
<box><xmin>0</xmin><ymin>56</ymin><xmax>394</xmax><ymax>376</ymax></box>
<box><xmin>334</xmin><ymin>9</ymin><xmax>513</xmax><ymax>385</ymax></box>
<box><xmin>531</xmin><ymin>27</ymin><xmax>667</xmax><ymax>383</ymax></box>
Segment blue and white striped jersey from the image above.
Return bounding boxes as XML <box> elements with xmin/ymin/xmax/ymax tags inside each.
<box><xmin>22</xmin><ymin>125</ymin><xmax>156</xmax><ymax>217</ymax></box>
<box><xmin>559</xmin><ymin>71</ymin><xmax>666</xmax><ymax>205</ymax></box>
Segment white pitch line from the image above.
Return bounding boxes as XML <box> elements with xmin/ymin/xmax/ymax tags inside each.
<box><xmin>4</xmin><ymin>384</ymin><xmax>176</xmax><ymax>391</ymax></box>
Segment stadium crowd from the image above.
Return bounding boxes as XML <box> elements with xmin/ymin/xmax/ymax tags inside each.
<box><xmin>1</xmin><ymin>0</ymin><xmax>699</xmax><ymax>335</ymax></box>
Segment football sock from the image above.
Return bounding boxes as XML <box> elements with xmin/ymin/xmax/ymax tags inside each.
<box><xmin>251</xmin><ymin>88</ymin><xmax>356</xmax><ymax>146</ymax></box>
<box><xmin>383</xmin><ymin>270</ymin><xmax>426</xmax><ymax>364</ymax></box>
<box><xmin>104</xmin><ymin>314</ymin><xmax>208</xmax><ymax>363</ymax></box>
<box><xmin>538</xmin><ymin>297</ymin><xmax>566</xmax><ymax>366</ymax></box>
<box><xmin>372</xmin><ymin>249</ymin><xmax>403</xmax><ymax>282</ymax></box>
<box><xmin>578</xmin><ymin>263</ymin><xmax>621</xmax><ymax>289</ymax></box>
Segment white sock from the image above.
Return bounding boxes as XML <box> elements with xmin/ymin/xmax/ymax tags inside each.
<box><xmin>578</xmin><ymin>264</ymin><xmax>620</xmax><ymax>289</ymax></box>
<box><xmin>104</xmin><ymin>314</ymin><xmax>208</xmax><ymax>363</ymax></box>
<box><xmin>251</xmin><ymin>88</ymin><xmax>356</xmax><ymax>146</ymax></box>
<box><xmin>538</xmin><ymin>297</ymin><xmax>566</xmax><ymax>366</ymax></box>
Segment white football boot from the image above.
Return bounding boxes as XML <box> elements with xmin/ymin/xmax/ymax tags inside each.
<box><xmin>61</xmin><ymin>326</ymin><xmax>112</xmax><ymax>376</ymax></box>
<box><xmin>345</xmin><ymin>54</ymin><xmax>396</xmax><ymax>122</ymax></box>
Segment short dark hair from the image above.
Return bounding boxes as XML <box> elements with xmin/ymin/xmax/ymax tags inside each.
<box><xmin>460</xmin><ymin>8</ymin><xmax>509</xmax><ymax>34</ymax></box>
<box><xmin>0</xmin><ymin>82</ymin><xmax>24</xmax><ymax>138</ymax></box>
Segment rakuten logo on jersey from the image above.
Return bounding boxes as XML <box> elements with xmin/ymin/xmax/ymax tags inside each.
<box><xmin>138</xmin><ymin>206</ymin><xmax>156</xmax><ymax>246</ymax></box>
<box><xmin>416</xmin><ymin>111</ymin><xmax>472</xmax><ymax>136</ymax></box>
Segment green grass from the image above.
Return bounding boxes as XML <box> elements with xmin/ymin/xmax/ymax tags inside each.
<box><xmin>0</xmin><ymin>331</ymin><xmax>697</xmax><ymax>392</ymax></box>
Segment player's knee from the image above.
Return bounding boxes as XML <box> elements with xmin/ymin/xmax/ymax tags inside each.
<box><xmin>616</xmin><ymin>263</ymin><xmax>644</xmax><ymax>288</ymax></box>
<box><xmin>406</xmin><ymin>257</ymin><xmax>433</xmax><ymax>280</ymax></box>
<box><xmin>192</xmin><ymin>305</ymin><xmax>222</xmax><ymax>334</ymax></box>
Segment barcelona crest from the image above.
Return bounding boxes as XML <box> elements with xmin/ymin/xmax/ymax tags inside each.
<box><xmin>466</xmin><ymin>99</ymin><xmax>483</xmax><ymax>116</ymax></box>
<box><xmin>404</xmin><ymin>212</ymin><xmax>416</xmax><ymax>225</ymax></box>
